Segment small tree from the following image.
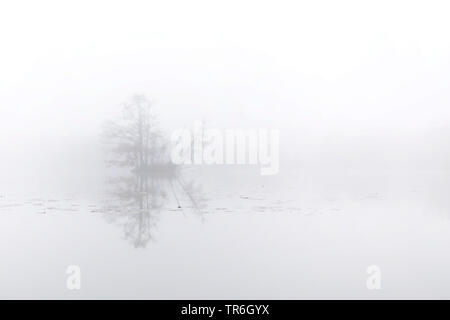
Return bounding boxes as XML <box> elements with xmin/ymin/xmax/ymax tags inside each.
<box><xmin>102</xmin><ymin>94</ymin><xmax>205</xmax><ymax>248</ymax></box>
<box><xmin>103</xmin><ymin>94</ymin><xmax>170</xmax><ymax>172</ymax></box>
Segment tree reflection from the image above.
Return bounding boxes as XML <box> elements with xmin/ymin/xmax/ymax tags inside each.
<box><xmin>102</xmin><ymin>95</ymin><xmax>205</xmax><ymax>248</ymax></box>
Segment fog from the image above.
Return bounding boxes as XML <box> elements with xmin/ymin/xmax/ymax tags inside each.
<box><xmin>1</xmin><ymin>0</ymin><xmax>450</xmax><ymax>299</ymax></box>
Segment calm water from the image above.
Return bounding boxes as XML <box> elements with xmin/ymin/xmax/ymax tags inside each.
<box><xmin>1</xmin><ymin>167</ymin><xmax>450</xmax><ymax>299</ymax></box>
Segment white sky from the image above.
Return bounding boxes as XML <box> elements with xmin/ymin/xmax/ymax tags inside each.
<box><xmin>1</xmin><ymin>0</ymin><xmax>450</xmax><ymax>173</ymax></box>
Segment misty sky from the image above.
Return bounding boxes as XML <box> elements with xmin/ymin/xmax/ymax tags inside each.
<box><xmin>1</xmin><ymin>0</ymin><xmax>450</xmax><ymax>182</ymax></box>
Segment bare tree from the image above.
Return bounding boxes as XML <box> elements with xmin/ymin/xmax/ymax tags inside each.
<box><xmin>102</xmin><ymin>94</ymin><xmax>174</xmax><ymax>173</ymax></box>
<box><xmin>101</xmin><ymin>94</ymin><xmax>206</xmax><ymax>247</ymax></box>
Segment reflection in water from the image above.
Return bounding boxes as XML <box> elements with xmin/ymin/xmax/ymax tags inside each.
<box><xmin>103</xmin><ymin>169</ymin><xmax>206</xmax><ymax>248</ymax></box>
<box><xmin>102</xmin><ymin>95</ymin><xmax>206</xmax><ymax>247</ymax></box>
